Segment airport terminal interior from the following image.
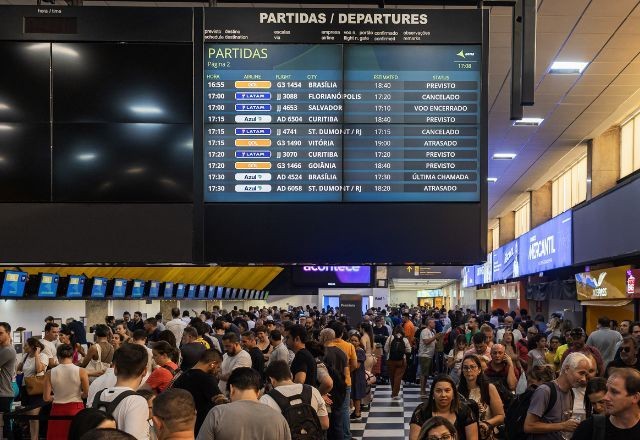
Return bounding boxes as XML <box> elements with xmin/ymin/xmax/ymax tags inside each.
<box><xmin>1</xmin><ymin>0</ymin><xmax>640</xmax><ymax>439</ymax></box>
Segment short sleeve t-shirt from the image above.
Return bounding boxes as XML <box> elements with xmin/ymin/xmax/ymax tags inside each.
<box><xmin>173</xmin><ymin>368</ymin><xmax>222</xmax><ymax>436</ymax></box>
<box><xmin>527</xmin><ymin>382</ymin><xmax>573</xmax><ymax>440</ymax></box>
<box><xmin>145</xmin><ymin>361</ymin><xmax>179</xmax><ymax>393</ymax></box>
<box><xmin>410</xmin><ymin>402</ymin><xmax>477</xmax><ymax>440</ymax></box>
<box><xmin>418</xmin><ymin>328</ymin><xmax>435</xmax><ymax>358</ymax></box>
<box><xmin>291</xmin><ymin>349</ymin><xmax>317</xmax><ymax>387</ymax></box>
<box><xmin>260</xmin><ymin>383</ymin><xmax>328</xmax><ymax>417</ymax></box>
<box><xmin>572</xmin><ymin>415</ymin><xmax>640</xmax><ymax>440</ymax></box>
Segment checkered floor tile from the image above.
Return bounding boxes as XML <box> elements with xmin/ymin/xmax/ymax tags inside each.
<box><xmin>351</xmin><ymin>382</ymin><xmax>427</xmax><ymax>440</ymax></box>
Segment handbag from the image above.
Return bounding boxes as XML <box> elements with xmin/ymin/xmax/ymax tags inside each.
<box><xmin>85</xmin><ymin>343</ymin><xmax>108</xmax><ymax>379</ymax></box>
<box><xmin>24</xmin><ymin>375</ymin><xmax>45</xmax><ymax>396</ymax></box>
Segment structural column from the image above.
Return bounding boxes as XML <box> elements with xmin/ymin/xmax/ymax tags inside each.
<box><xmin>591</xmin><ymin>127</ymin><xmax>620</xmax><ymax>197</ymax></box>
<box><xmin>498</xmin><ymin>212</ymin><xmax>515</xmax><ymax>247</ymax></box>
<box><xmin>85</xmin><ymin>300</ymin><xmax>111</xmax><ymax>330</ymax></box>
<box><xmin>159</xmin><ymin>300</ymin><xmax>179</xmax><ymax>321</ymax></box>
<box><xmin>530</xmin><ymin>182</ymin><xmax>551</xmax><ymax>228</ymax></box>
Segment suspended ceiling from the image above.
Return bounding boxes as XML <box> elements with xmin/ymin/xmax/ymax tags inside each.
<box><xmin>16</xmin><ymin>266</ymin><xmax>282</xmax><ymax>290</ymax></box>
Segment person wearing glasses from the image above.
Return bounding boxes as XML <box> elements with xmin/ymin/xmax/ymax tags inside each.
<box><xmin>409</xmin><ymin>374</ymin><xmax>479</xmax><ymax>440</ymax></box>
<box><xmin>605</xmin><ymin>336</ymin><xmax>640</xmax><ymax>377</ymax></box>
<box><xmin>458</xmin><ymin>355</ymin><xmax>504</xmax><ymax>440</ymax></box>
<box><xmin>418</xmin><ymin>415</ymin><xmax>458</xmax><ymax>440</ymax></box>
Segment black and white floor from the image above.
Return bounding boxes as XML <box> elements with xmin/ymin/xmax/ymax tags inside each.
<box><xmin>351</xmin><ymin>383</ymin><xmax>424</xmax><ymax>440</ymax></box>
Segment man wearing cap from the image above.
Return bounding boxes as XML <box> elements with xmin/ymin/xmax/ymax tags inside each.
<box><xmin>561</xmin><ymin>328</ymin><xmax>605</xmax><ymax>377</ymax></box>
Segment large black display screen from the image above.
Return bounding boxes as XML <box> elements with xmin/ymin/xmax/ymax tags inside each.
<box><xmin>204</xmin><ymin>44</ymin><xmax>481</xmax><ymax>202</ymax></box>
<box><xmin>52</xmin><ymin>42</ymin><xmax>194</xmax><ymax>202</ymax></box>
<box><xmin>0</xmin><ymin>42</ymin><xmax>51</xmax><ymax>201</ymax></box>
<box><xmin>202</xmin><ymin>8</ymin><xmax>487</xmax><ymax>264</ymax></box>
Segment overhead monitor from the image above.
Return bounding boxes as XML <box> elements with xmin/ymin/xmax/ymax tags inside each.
<box><xmin>292</xmin><ymin>266</ymin><xmax>373</xmax><ymax>287</ymax></box>
<box><xmin>90</xmin><ymin>277</ymin><xmax>108</xmax><ymax>298</ymax></box>
<box><xmin>37</xmin><ymin>273</ymin><xmax>60</xmax><ymax>298</ymax></box>
<box><xmin>131</xmin><ymin>280</ymin><xmax>145</xmax><ymax>299</ymax></box>
<box><xmin>112</xmin><ymin>278</ymin><xmax>128</xmax><ymax>298</ymax></box>
<box><xmin>175</xmin><ymin>283</ymin><xmax>186</xmax><ymax>299</ymax></box>
<box><xmin>163</xmin><ymin>282</ymin><xmax>174</xmax><ymax>298</ymax></box>
<box><xmin>0</xmin><ymin>270</ymin><xmax>28</xmax><ymax>298</ymax></box>
<box><xmin>186</xmin><ymin>284</ymin><xmax>197</xmax><ymax>299</ymax></box>
<box><xmin>66</xmin><ymin>275</ymin><xmax>86</xmax><ymax>298</ymax></box>
<box><xmin>147</xmin><ymin>281</ymin><xmax>160</xmax><ymax>298</ymax></box>
<box><xmin>202</xmin><ymin>8</ymin><xmax>488</xmax><ymax>264</ymax></box>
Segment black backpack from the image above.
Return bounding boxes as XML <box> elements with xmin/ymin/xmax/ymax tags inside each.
<box><xmin>92</xmin><ymin>388</ymin><xmax>139</xmax><ymax>417</ymax></box>
<box><xmin>268</xmin><ymin>385</ymin><xmax>323</xmax><ymax>440</ymax></box>
<box><xmin>388</xmin><ymin>336</ymin><xmax>406</xmax><ymax>361</ymax></box>
<box><xmin>318</xmin><ymin>360</ymin><xmax>346</xmax><ymax>409</ymax></box>
<box><xmin>486</xmin><ymin>376</ymin><xmax>514</xmax><ymax>411</ymax></box>
<box><xmin>504</xmin><ymin>382</ymin><xmax>564</xmax><ymax>440</ymax></box>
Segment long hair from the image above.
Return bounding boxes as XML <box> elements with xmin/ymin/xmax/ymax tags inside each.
<box><xmin>360</xmin><ymin>322</ymin><xmax>374</xmax><ymax>352</ymax></box>
<box><xmin>500</xmin><ymin>331</ymin><xmax>517</xmax><ymax>352</ymax></box>
<box><xmin>427</xmin><ymin>374</ymin><xmax>460</xmax><ymax>414</ymax></box>
<box><xmin>457</xmin><ymin>354</ymin><xmax>490</xmax><ymax>405</ymax></box>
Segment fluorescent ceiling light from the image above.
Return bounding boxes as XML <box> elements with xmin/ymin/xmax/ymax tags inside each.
<box><xmin>549</xmin><ymin>61</ymin><xmax>588</xmax><ymax>74</ymax></box>
<box><xmin>513</xmin><ymin>118</ymin><xmax>543</xmax><ymax>126</ymax></box>
<box><xmin>130</xmin><ymin>106</ymin><xmax>163</xmax><ymax>115</ymax></box>
<box><xmin>0</xmin><ymin>124</ymin><xmax>14</xmax><ymax>131</ymax></box>
<box><xmin>492</xmin><ymin>153</ymin><xmax>517</xmax><ymax>160</ymax></box>
<box><xmin>487</xmin><ymin>177</ymin><xmax>498</xmax><ymax>183</ymax></box>
<box><xmin>0</xmin><ymin>103</ymin><xmax>9</xmax><ymax>111</ymax></box>
<box><xmin>77</xmin><ymin>153</ymin><xmax>96</xmax><ymax>161</ymax></box>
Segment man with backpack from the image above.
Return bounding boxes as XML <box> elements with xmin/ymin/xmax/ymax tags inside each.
<box><xmin>523</xmin><ymin>352</ymin><xmax>591</xmax><ymax>439</ymax></box>
<box><xmin>261</xmin><ymin>360</ymin><xmax>329</xmax><ymax>438</ymax></box>
<box><xmin>196</xmin><ymin>367</ymin><xmax>291</xmax><ymax>440</ymax></box>
<box><xmin>90</xmin><ymin>343</ymin><xmax>150</xmax><ymax>439</ymax></box>
<box><xmin>572</xmin><ymin>367</ymin><xmax>640</xmax><ymax>439</ymax></box>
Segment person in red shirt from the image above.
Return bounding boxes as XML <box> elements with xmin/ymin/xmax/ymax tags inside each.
<box><xmin>140</xmin><ymin>341</ymin><xmax>180</xmax><ymax>394</ymax></box>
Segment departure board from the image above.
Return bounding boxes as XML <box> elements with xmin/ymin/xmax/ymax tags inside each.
<box><xmin>203</xmin><ymin>10</ymin><xmax>483</xmax><ymax>203</ymax></box>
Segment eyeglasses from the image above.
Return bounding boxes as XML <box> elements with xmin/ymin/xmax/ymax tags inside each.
<box><xmin>428</xmin><ymin>434</ymin><xmax>454</xmax><ymax>440</ymax></box>
<box><xmin>462</xmin><ymin>365</ymin><xmax>478</xmax><ymax>371</ymax></box>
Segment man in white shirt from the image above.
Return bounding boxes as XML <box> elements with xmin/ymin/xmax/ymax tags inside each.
<box><xmin>41</xmin><ymin>322</ymin><xmax>60</xmax><ymax>368</ymax></box>
<box><xmin>87</xmin><ymin>365</ymin><xmax>150</xmax><ymax>407</ymax></box>
<box><xmin>418</xmin><ymin>318</ymin><xmax>437</xmax><ymax>397</ymax></box>
<box><xmin>218</xmin><ymin>332</ymin><xmax>252</xmax><ymax>394</ymax></box>
<box><xmin>165</xmin><ymin>307</ymin><xmax>187</xmax><ymax>345</ymax></box>
<box><xmin>261</xmin><ymin>360</ymin><xmax>329</xmax><ymax>430</ymax></box>
<box><xmin>268</xmin><ymin>330</ymin><xmax>290</xmax><ymax>366</ymax></box>
<box><xmin>91</xmin><ymin>343</ymin><xmax>150</xmax><ymax>439</ymax></box>
<box><xmin>496</xmin><ymin>315</ymin><xmax>523</xmax><ymax>343</ymax></box>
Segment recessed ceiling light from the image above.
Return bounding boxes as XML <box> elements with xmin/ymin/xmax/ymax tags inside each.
<box><xmin>549</xmin><ymin>61</ymin><xmax>588</xmax><ymax>74</ymax></box>
<box><xmin>487</xmin><ymin>177</ymin><xmax>498</xmax><ymax>183</ymax></box>
<box><xmin>513</xmin><ymin>118</ymin><xmax>544</xmax><ymax>126</ymax></box>
<box><xmin>492</xmin><ymin>153</ymin><xmax>517</xmax><ymax>160</ymax></box>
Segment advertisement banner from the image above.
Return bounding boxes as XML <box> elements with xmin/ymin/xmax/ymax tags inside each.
<box><xmin>372</xmin><ymin>288</ymin><xmax>390</xmax><ymax>309</ymax></box>
<box><xmin>518</xmin><ymin>210</ymin><xmax>572</xmax><ymax>276</ymax></box>
<box><xmin>626</xmin><ymin>269</ymin><xmax>640</xmax><ymax>299</ymax></box>
<box><xmin>340</xmin><ymin>294</ymin><xmax>364</xmax><ymax>327</ymax></box>
<box><xmin>575</xmin><ymin>266</ymin><xmax>631</xmax><ymax>301</ymax></box>
<box><xmin>501</xmin><ymin>240</ymin><xmax>520</xmax><ymax>280</ymax></box>
<box><xmin>462</xmin><ymin>266</ymin><xmax>475</xmax><ymax>288</ymax></box>
<box><xmin>492</xmin><ymin>249</ymin><xmax>502</xmax><ymax>282</ymax></box>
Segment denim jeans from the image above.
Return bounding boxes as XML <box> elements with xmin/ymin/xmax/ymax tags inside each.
<box><xmin>341</xmin><ymin>386</ymin><xmax>351</xmax><ymax>439</ymax></box>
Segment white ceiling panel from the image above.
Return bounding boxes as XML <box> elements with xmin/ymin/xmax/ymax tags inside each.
<box><xmin>584</xmin><ymin>0</ymin><xmax>639</xmax><ymax>18</ymax></box>
<box><xmin>538</xmin><ymin>0</ymin><xmax>590</xmax><ymax>16</ymax></box>
<box><xmin>537</xmin><ymin>14</ymin><xmax>580</xmax><ymax>34</ymax></box>
<box><xmin>574</xmin><ymin>16</ymin><xmax>626</xmax><ymax>34</ymax></box>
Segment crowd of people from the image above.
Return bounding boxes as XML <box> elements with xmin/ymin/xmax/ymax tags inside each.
<box><xmin>0</xmin><ymin>305</ymin><xmax>638</xmax><ymax>439</ymax></box>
